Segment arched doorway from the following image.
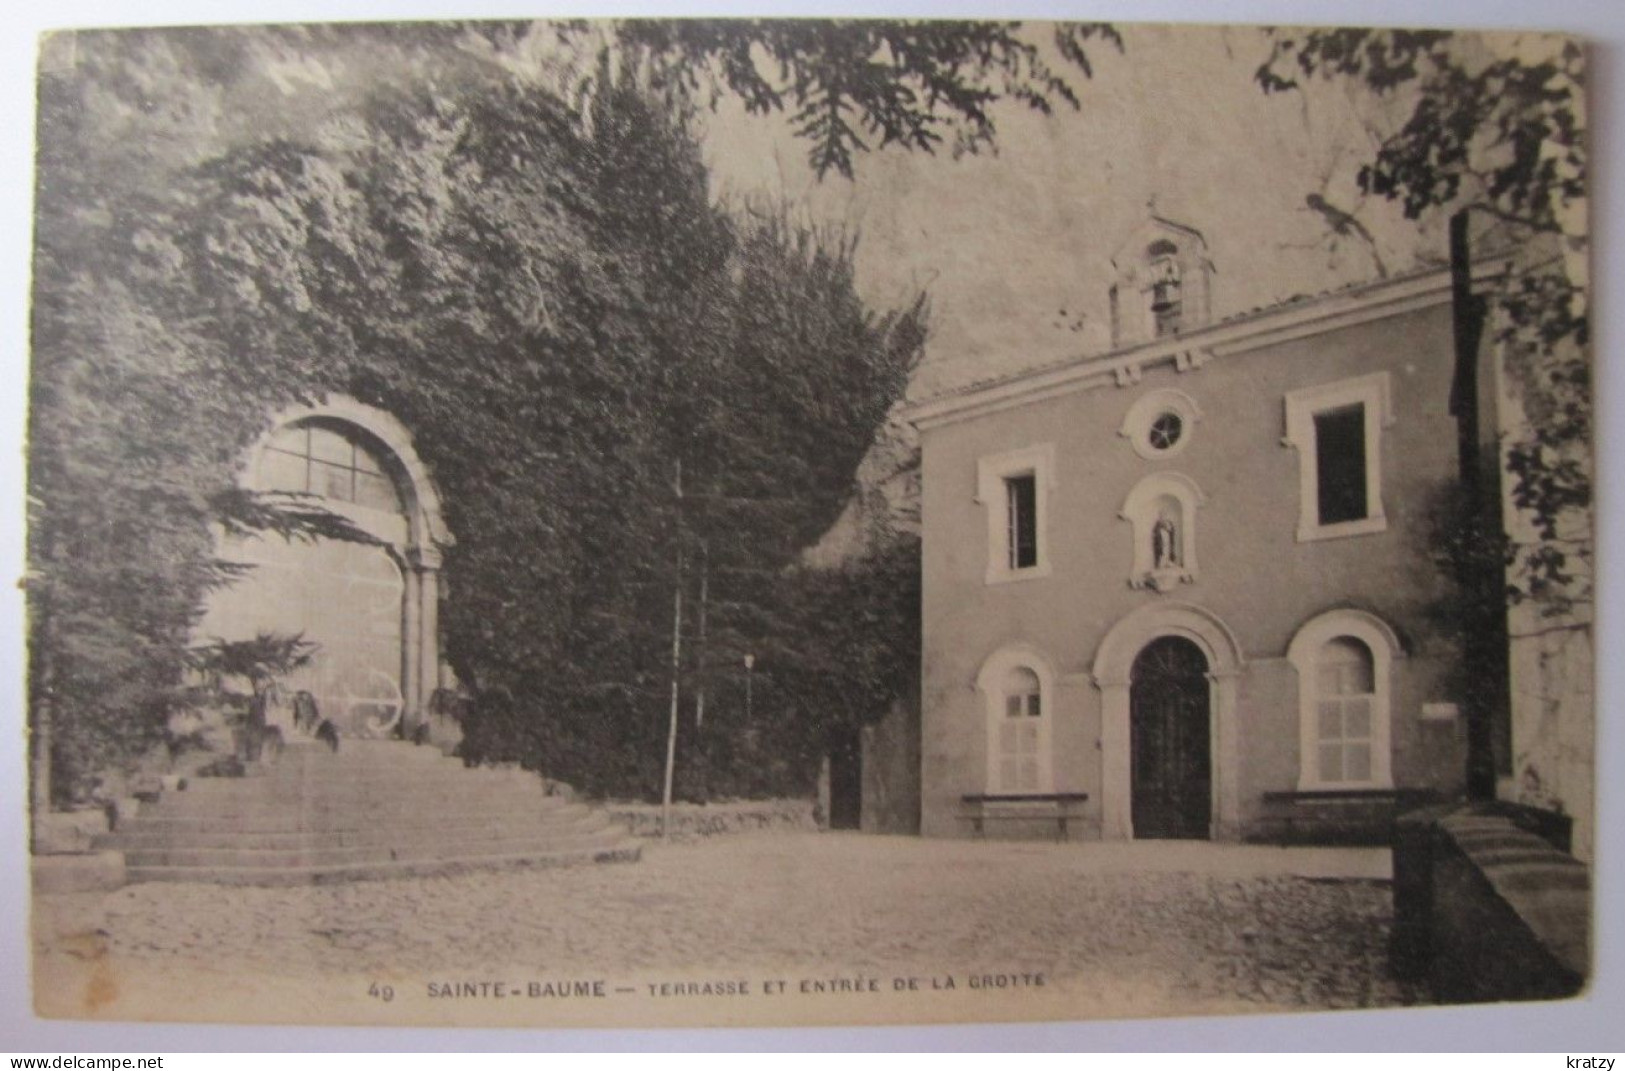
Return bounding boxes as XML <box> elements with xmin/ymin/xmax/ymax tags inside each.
<box><xmin>244</xmin><ymin>419</ymin><xmax>410</xmax><ymax>735</ymax></box>
<box><xmin>1129</xmin><ymin>636</ymin><xmax>1211</xmax><ymax>839</ymax></box>
<box><xmin>1091</xmin><ymin>602</ymin><xmax>1244</xmax><ymax>840</ymax></box>
<box><xmin>198</xmin><ymin>396</ymin><xmax>451</xmax><ymax>738</ymax></box>
<box><xmin>826</xmin><ymin>728</ymin><xmax>862</xmax><ymax>830</ymax></box>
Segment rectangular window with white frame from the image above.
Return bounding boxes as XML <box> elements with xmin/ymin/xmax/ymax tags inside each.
<box><xmin>976</xmin><ymin>444</ymin><xmax>1054</xmax><ymax>584</ymax></box>
<box><xmin>1283</xmin><ymin>372</ymin><xmax>1393</xmax><ymax>542</ymax></box>
<box><xmin>1005</xmin><ymin>473</ymin><xmax>1038</xmax><ymax>570</ymax></box>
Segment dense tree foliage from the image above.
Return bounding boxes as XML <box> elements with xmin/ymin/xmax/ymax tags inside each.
<box><xmin>600</xmin><ymin>19</ymin><xmax>1122</xmax><ymax>178</ymax></box>
<box><xmin>29</xmin><ymin>27</ymin><xmax>926</xmax><ymax>803</ymax></box>
<box><xmin>37</xmin><ymin>19</ymin><xmax>1584</xmax><ymax>811</ymax></box>
<box><xmin>1257</xmin><ymin>29</ymin><xmax>1590</xmax><ymax>613</ymax></box>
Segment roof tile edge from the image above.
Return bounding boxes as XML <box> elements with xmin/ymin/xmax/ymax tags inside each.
<box><xmin>907</xmin><ymin>259</ymin><xmax>1510</xmax><ymax>432</ymax></box>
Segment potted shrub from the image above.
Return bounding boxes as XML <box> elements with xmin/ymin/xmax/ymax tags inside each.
<box><xmin>176</xmin><ymin>632</ymin><xmax>319</xmax><ymax>776</ymax></box>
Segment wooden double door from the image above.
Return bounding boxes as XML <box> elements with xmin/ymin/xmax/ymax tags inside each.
<box><xmin>1129</xmin><ymin>636</ymin><xmax>1212</xmax><ymax>839</ymax></box>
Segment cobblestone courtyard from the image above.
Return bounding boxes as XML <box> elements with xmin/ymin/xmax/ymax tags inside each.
<box><xmin>37</xmin><ymin>832</ymin><xmax>1424</xmax><ymax>1022</ymax></box>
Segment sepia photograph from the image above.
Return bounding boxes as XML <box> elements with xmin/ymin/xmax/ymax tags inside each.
<box><xmin>7</xmin><ymin>0</ymin><xmax>1611</xmax><ymax>1048</ymax></box>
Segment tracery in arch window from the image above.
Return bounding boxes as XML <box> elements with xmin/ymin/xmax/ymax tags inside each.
<box><xmin>258</xmin><ymin>421</ymin><xmax>405</xmax><ymax>515</ymax></box>
<box><xmin>1147</xmin><ymin>411</ymin><xmax>1183</xmax><ymax>452</ymax></box>
<box><xmin>1119</xmin><ymin>388</ymin><xmax>1202</xmax><ymax>462</ymax></box>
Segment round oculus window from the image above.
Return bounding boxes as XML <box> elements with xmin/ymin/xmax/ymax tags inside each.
<box><xmin>1119</xmin><ymin>388</ymin><xmax>1201</xmax><ymax>460</ymax></box>
<box><xmin>1147</xmin><ymin>412</ymin><xmax>1183</xmax><ymax>452</ymax></box>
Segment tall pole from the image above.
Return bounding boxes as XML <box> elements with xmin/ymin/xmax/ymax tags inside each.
<box><xmin>1449</xmin><ymin>209</ymin><xmax>1500</xmax><ymax>801</ymax></box>
<box><xmin>694</xmin><ymin>544</ymin><xmax>709</xmax><ymax>732</ymax></box>
<box><xmin>660</xmin><ymin>460</ymin><xmax>684</xmax><ymax>840</ymax></box>
<box><xmin>28</xmin><ymin>525</ymin><xmax>56</xmax><ymax>849</ymax></box>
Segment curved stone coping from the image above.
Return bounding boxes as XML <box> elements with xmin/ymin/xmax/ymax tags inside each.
<box><xmin>1437</xmin><ymin>812</ymin><xmax>1589</xmax><ymax>978</ymax></box>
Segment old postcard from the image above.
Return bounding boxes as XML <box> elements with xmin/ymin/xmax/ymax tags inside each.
<box><xmin>22</xmin><ymin>14</ymin><xmax>1595</xmax><ymax>1034</ymax></box>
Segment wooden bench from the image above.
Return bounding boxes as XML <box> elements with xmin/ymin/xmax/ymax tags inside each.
<box><xmin>958</xmin><ymin>793</ymin><xmax>1090</xmax><ymax>841</ymax></box>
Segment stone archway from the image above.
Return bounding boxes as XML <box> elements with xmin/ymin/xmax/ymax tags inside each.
<box><xmin>1092</xmin><ymin>602</ymin><xmax>1244</xmax><ymax>840</ymax></box>
<box><xmin>200</xmin><ymin>395</ymin><xmax>452</xmax><ymax>737</ymax></box>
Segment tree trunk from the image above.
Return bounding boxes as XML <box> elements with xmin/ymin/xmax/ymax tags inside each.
<box><xmin>28</xmin><ymin>563</ymin><xmax>57</xmax><ymax>849</ymax></box>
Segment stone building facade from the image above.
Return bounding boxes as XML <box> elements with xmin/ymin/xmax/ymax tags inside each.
<box><xmin>909</xmin><ymin>218</ymin><xmax>1487</xmax><ymax>843</ymax></box>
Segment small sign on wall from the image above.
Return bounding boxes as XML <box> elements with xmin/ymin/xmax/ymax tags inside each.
<box><xmin>1421</xmin><ymin>702</ymin><xmax>1460</xmax><ymax>722</ymax></box>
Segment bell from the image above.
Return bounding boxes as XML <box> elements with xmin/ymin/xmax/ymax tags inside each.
<box><xmin>1151</xmin><ymin>279</ymin><xmax>1180</xmax><ymax>313</ymax></box>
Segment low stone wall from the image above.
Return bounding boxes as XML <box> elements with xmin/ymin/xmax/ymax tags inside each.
<box><xmin>1391</xmin><ymin>803</ymin><xmax>1588</xmax><ymax>1002</ymax></box>
<box><xmin>32</xmin><ymin>852</ymin><xmax>128</xmax><ymax>895</ymax></box>
<box><xmin>33</xmin><ymin>808</ymin><xmax>113</xmax><ymax>853</ymax></box>
<box><xmin>31</xmin><ymin>803</ymin><xmax>142</xmax><ymax>895</ymax></box>
<box><xmin>607</xmin><ymin>799</ymin><xmax>818</xmax><ymax>840</ymax></box>
<box><xmin>1247</xmin><ymin>790</ymin><xmax>1444</xmax><ymax>846</ymax></box>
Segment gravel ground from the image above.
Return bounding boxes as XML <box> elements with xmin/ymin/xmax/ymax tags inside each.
<box><xmin>76</xmin><ymin>832</ymin><xmax>1422</xmax><ymax>1015</ymax></box>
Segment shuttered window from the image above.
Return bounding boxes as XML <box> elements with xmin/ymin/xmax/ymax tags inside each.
<box><xmin>997</xmin><ymin>667</ymin><xmax>1043</xmax><ymax>792</ymax></box>
<box><xmin>1316</xmin><ymin>637</ymin><xmax>1376</xmax><ymax>784</ymax></box>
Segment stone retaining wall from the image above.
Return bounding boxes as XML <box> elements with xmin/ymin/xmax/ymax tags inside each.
<box><xmin>1391</xmin><ymin>803</ymin><xmax>1588</xmax><ymax>1002</ymax></box>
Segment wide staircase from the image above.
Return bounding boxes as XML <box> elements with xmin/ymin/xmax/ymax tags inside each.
<box><xmin>93</xmin><ymin>739</ymin><xmax>641</xmax><ymax>885</ymax></box>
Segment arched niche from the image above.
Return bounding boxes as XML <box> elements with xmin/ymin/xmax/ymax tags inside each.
<box><xmin>1119</xmin><ymin>471</ymin><xmax>1205</xmax><ymax>592</ymax></box>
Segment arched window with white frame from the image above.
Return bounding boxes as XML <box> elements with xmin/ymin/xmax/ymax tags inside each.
<box><xmin>1287</xmin><ymin>610</ymin><xmax>1402</xmax><ymax>791</ymax></box>
<box><xmin>976</xmin><ymin>646</ymin><xmax>1057</xmax><ymax>795</ymax></box>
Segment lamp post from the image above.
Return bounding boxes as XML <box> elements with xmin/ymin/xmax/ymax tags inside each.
<box><xmin>743</xmin><ymin>653</ymin><xmax>754</xmax><ymax>723</ymax></box>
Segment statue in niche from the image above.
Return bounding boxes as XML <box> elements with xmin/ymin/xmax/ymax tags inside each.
<box><xmin>1152</xmin><ymin>512</ymin><xmax>1179</xmax><ymax>570</ymax></box>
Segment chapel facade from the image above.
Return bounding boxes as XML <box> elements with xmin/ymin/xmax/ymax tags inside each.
<box><xmin>909</xmin><ymin>216</ymin><xmax>1489</xmax><ymax>843</ymax></box>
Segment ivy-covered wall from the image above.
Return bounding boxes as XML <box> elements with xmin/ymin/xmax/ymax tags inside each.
<box><xmin>29</xmin><ymin>26</ymin><xmax>925</xmax><ymax>805</ymax></box>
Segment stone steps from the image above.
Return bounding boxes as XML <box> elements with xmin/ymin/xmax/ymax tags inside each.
<box><xmin>99</xmin><ymin>808</ymin><xmax>608</xmax><ymax>845</ymax></box>
<box><xmin>120</xmin><ymin>828</ymin><xmax>630</xmax><ymax>869</ymax></box>
<box><xmin>99</xmin><ymin>739</ymin><xmax>639</xmax><ymax>885</ymax></box>
<box><xmin>164</xmin><ymin>789</ymin><xmax>556</xmax><ymax>810</ymax></box>
<box><xmin>249</xmin><ymin>741</ymin><xmax>457</xmax><ymax>766</ymax></box>
<box><xmin>141</xmin><ymin>788</ymin><xmax>568</xmax><ymax>817</ymax></box>
<box><xmin>96</xmin><ymin>812</ymin><xmax>604</xmax><ymax>845</ymax></box>
<box><xmin>125</xmin><ymin>843</ymin><xmax>643</xmax><ymax>886</ymax></box>
<box><xmin>183</xmin><ymin>770</ymin><xmax>546</xmax><ymax>790</ymax></box>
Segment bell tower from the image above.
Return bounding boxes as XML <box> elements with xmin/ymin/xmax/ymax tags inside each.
<box><xmin>1108</xmin><ymin>212</ymin><xmax>1215</xmax><ymax>348</ymax></box>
